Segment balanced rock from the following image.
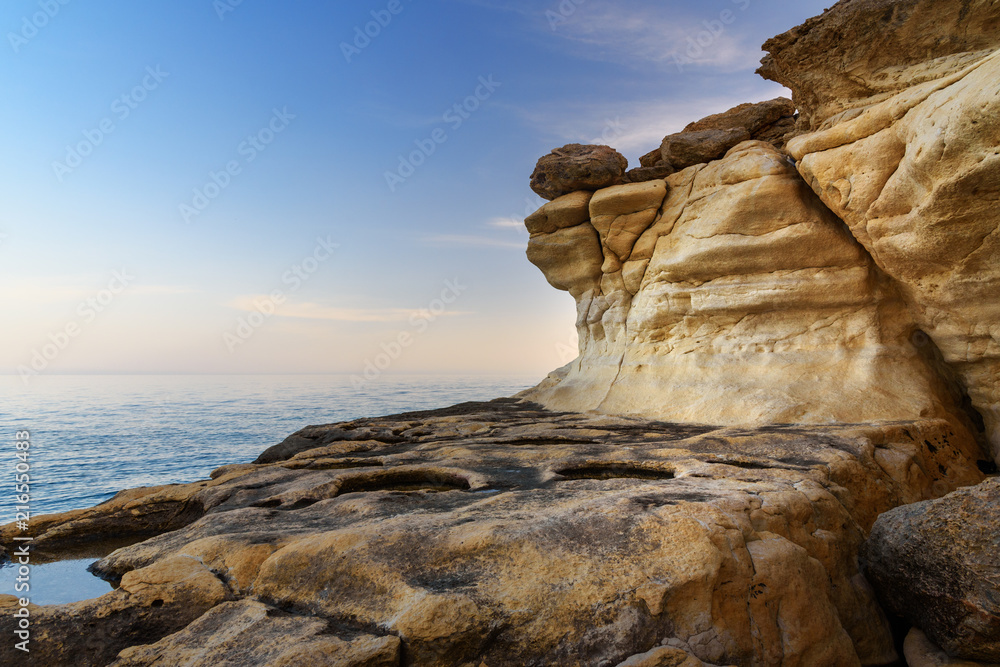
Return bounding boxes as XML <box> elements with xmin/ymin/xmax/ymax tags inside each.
<box><xmin>683</xmin><ymin>97</ymin><xmax>797</xmax><ymax>147</ymax></box>
<box><xmin>530</xmin><ymin>143</ymin><xmax>628</xmax><ymax>200</ymax></box>
<box><xmin>660</xmin><ymin>127</ymin><xmax>750</xmax><ymax>171</ymax></box>
<box><xmin>861</xmin><ymin>478</ymin><xmax>1000</xmax><ymax>663</ymax></box>
<box><xmin>762</xmin><ymin>0</ymin><xmax>1000</xmax><ymax>464</ymax></box>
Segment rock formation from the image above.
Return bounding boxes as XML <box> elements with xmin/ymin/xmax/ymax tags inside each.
<box><xmin>760</xmin><ymin>0</ymin><xmax>1000</xmax><ymax>464</ymax></box>
<box><xmin>862</xmin><ymin>478</ymin><xmax>1000</xmax><ymax>662</ymax></box>
<box><xmin>523</xmin><ymin>140</ymin><xmax>980</xmax><ymax>441</ymax></box>
<box><xmin>524</xmin><ymin>0</ymin><xmax>1000</xmax><ymax>468</ymax></box>
<box><xmin>0</xmin><ymin>401</ymin><xmax>987</xmax><ymax>665</ymax></box>
<box><xmin>530</xmin><ymin>143</ymin><xmax>629</xmax><ymax>200</ymax></box>
<box><xmin>1</xmin><ymin>1</ymin><xmax>998</xmax><ymax>665</ymax></box>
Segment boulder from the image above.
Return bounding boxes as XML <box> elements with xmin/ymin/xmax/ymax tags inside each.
<box><xmin>660</xmin><ymin>127</ymin><xmax>750</xmax><ymax>170</ymax></box>
<box><xmin>623</xmin><ymin>164</ymin><xmax>675</xmax><ymax>184</ymax></box>
<box><xmin>861</xmin><ymin>478</ymin><xmax>1000</xmax><ymax>662</ymax></box>
<box><xmin>530</xmin><ymin>143</ymin><xmax>628</xmax><ymax>200</ymax></box>
<box><xmin>683</xmin><ymin>97</ymin><xmax>797</xmax><ymax>141</ymax></box>
<box><xmin>904</xmin><ymin>628</ymin><xmax>1000</xmax><ymax>667</ymax></box>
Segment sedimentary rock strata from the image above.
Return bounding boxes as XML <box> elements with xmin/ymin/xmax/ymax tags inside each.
<box><xmin>760</xmin><ymin>0</ymin><xmax>1000</xmax><ymax>463</ymax></box>
<box><xmin>0</xmin><ymin>400</ymin><xmax>987</xmax><ymax>665</ymax></box>
<box><xmin>523</xmin><ymin>140</ymin><xmax>980</xmax><ymax>441</ymax></box>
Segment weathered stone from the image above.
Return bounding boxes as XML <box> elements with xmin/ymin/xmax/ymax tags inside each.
<box><xmin>764</xmin><ymin>0</ymin><xmax>1000</xmax><ymax>464</ymax></box>
<box><xmin>530</xmin><ymin>143</ymin><xmax>628</xmax><ymax>201</ymax></box>
<box><xmin>110</xmin><ymin>600</ymin><xmax>401</xmax><ymax>666</ymax></box>
<box><xmin>0</xmin><ymin>400</ymin><xmax>986</xmax><ymax>665</ymax></box>
<box><xmin>904</xmin><ymin>628</ymin><xmax>1000</xmax><ymax>667</ymax></box>
<box><xmin>639</xmin><ymin>148</ymin><xmax>666</xmax><ymax>168</ymax></box>
<box><xmin>523</xmin><ymin>141</ymin><xmax>980</xmax><ymax>436</ymax></box>
<box><xmin>660</xmin><ymin>127</ymin><xmax>751</xmax><ymax>170</ymax></box>
<box><xmin>615</xmin><ymin>645</ymin><xmax>726</xmax><ymax>667</ymax></box>
<box><xmin>0</xmin><ymin>556</ymin><xmax>232</xmax><ymax>667</ymax></box>
<box><xmin>524</xmin><ymin>190</ymin><xmax>593</xmax><ymax>235</ymax></box>
<box><xmin>623</xmin><ymin>164</ymin><xmax>675</xmax><ymax>184</ymax></box>
<box><xmin>683</xmin><ymin>97</ymin><xmax>796</xmax><ymax>137</ymax></box>
<box><xmin>862</xmin><ymin>478</ymin><xmax>1000</xmax><ymax>662</ymax></box>
<box><xmin>758</xmin><ymin>0</ymin><xmax>1000</xmax><ymax>129</ymax></box>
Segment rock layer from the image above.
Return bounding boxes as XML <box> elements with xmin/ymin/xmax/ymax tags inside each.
<box><xmin>762</xmin><ymin>0</ymin><xmax>1000</xmax><ymax>463</ymax></box>
<box><xmin>0</xmin><ymin>401</ymin><xmax>987</xmax><ymax>666</ymax></box>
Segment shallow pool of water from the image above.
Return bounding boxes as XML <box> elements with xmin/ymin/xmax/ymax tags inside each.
<box><xmin>0</xmin><ymin>559</ymin><xmax>113</xmax><ymax>605</ymax></box>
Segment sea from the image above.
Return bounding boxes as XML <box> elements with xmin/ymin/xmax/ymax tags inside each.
<box><xmin>0</xmin><ymin>374</ymin><xmax>538</xmax><ymax>603</ymax></box>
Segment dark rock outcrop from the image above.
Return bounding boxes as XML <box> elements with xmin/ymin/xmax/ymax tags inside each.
<box><xmin>530</xmin><ymin>143</ymin><xmax>628</xmax><ymax>200</ymax></box>
<box><xmin>862</xmin><ymin>478</ymin><xmax>1000</xmax><ymax>662</ymax></box>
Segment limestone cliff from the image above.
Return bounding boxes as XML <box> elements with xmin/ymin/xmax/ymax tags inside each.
<box><xmin>524</xmin><ymin>0</ymin><xmax>1000</xmax><ymax>466</ymax></box>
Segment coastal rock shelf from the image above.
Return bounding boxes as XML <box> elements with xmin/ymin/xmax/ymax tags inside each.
<box><xmin>0</xmin><ymin>400</ymin><xmax>988</xmax><ymax>665</ymax></box>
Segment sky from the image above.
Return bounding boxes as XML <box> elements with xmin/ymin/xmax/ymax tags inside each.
<box><xmin>0</xmin><ymin>0</ymin><xmax>832</xmax><ymax>381</ymax></box>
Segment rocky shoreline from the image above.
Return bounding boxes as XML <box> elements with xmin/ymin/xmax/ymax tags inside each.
<box><xmin>0</xmin><ymin>400</ymin><xmax>990</xmax><ymax>665</ymax></box>
<box><xmin>3</xmin><ymin>0</ymin><xmax>999</xmax><ymax>664</ymax></box>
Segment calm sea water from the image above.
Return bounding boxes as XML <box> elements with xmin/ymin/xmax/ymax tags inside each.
<box><xmin>0</xmin><ymin>374</ymin><xmax>538</xmax><ymax>525</ymax></box>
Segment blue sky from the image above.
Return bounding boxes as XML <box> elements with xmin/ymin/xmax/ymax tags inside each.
<box><xmin>0</xmin><ymin>0</ymin><xmax>831</xmax><ymax>380</ymax></box>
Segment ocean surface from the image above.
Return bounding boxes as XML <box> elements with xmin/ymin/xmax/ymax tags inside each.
<box><xmin>0</xmin><ymin>374</ymin><xmax>539</xmax><ymax>524</ymax></box>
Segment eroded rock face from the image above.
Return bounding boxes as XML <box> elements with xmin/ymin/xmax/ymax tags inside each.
<box><xmin>861</xmin><ymin>478</ymin><xmax>1000</xmax><ymax>663</ymax></box>
<box><xmin>758</xmin><ymin>0</ymin><xmax>1000</xmax><ymax>129</ymax></box>
<box><xmin>523</xmin><ymin>141</ymin><xmax>977</xmax><ymax>434</ymax></box>
<box><xmin>530</xmin><ymin>143</ymin><xmax>628</xmax><ymax>200</ymax></box>
<box><xmin>762</xmin><ymin>0</ymin><xmax>1000</xmax><ymax>463</ymax></box>
<box><xmin>0</xmin><ymin>401</ymin><xmax>987</xmax><ymax>666</ymax></box>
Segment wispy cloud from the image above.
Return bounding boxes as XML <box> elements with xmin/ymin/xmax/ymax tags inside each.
<box><xmin>457</xmin><ymin>0</ymin><xmax>765</xmax><ymax>73</ymax></box>
<box><xmin>507</xmin><ymin>94</ymin><xmax>782</xmax><ymax>158</ymax></box>
<box><xmin>227</xmin><ymin>297</ymin><xmax>472</xmax><ymax>322</ymax></box>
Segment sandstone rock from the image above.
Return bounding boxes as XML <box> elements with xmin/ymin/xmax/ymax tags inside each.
<box><xmin>110</xmin><ymin>600</ymin><xmax>401</xmax><ymax>666</ymax></box>
<box><xmin>615</xmin><ymin>645</ymin><xmax>724</xmax><ymax>667</ymax></box>
<box><xmin>522</xmin><ymin>140</ymin><xmax>980</xmax><ymax>435</ymax></box>
<box><xmin>623</xmin><ymin>164</ymin><xmax>674</xmax><ymax>184</ymax></box>
<box><xmin>526</xmin><ymin>221</ymin><xmax>604</xmax><ymax>298</ymax></box>
<box><xmin>683</xmin><ymin>97</ymin><xmax>796</xmax><ymax>137</ymax></box>
<box><xmin>660</xmin><ymin>127</ymin><xmax>750</xmax><ymax>170</ymax></box>
<box><xmin>758</xmin><ymin>0</ymin><xmax>1000</xmax><ymax>129</ymax></box>
<box><xmin>0</xmin><ymin>400</ymin><xmax>987</xmax><ymax>665</ymax></box>
<box><xmin>904</xmin><ymin>628</ymin><xmax>1000</xmax><ymax>667</ymax></box>
<box><xmin>766</xmin><ymin>1</ymin><xmax>1000</xmax><ymax>464</ymax></box>
<box><xmin>524</xmin><ymin>190</ymin><xmax>593</xmax><ymax>235</ymax></box>
<box><xmin>530</xmin><ymin>143</ymin><xmax>628</xmax><ymax>201</ymax></box>
<box><xmin>861</xmin><ymin>478</ymin><xmax>1000</xmax><ymax>662</ymax></box>
<box><xmin>0</xmin><ymin>555</ymin><xmax>232</xmax><ymax>667</ymax></box>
